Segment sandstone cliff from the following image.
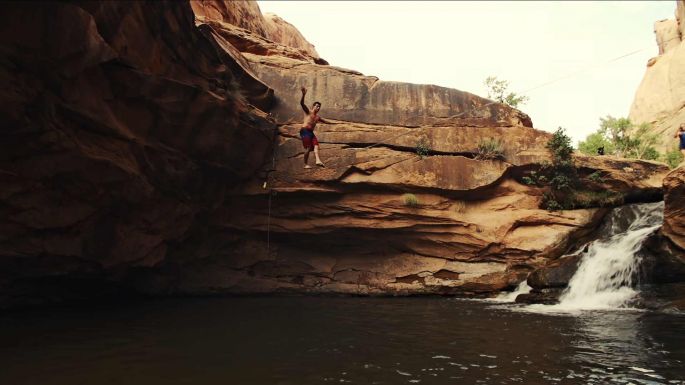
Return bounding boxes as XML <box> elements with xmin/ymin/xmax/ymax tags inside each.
<box><xmin>189</xmin><ymin>0</ymin><xmax>325</xmax><ymax>64</ymax></box>
<box><xmin>0</xmin><ymin>1</ymin><xmax>276</xmax><ymax>306</ymax></box>
<box><xmin>663</xmin><ymin>167</ymin><xmax>685</xmax><ymax>251</ymax></box>
<box><xmin>629</xmin><ymin>0</ymin><xmax>685</xmax><ymax>153</ymax></box>
<box><xmin>0</xmin><ymin>0</ymin><xmax>671</xmax><ymax>306</ymax></box>
<box><xmin>179</xmin><ymin>1</ymin><xmax>668</xmax><ymax>296</ymax></box>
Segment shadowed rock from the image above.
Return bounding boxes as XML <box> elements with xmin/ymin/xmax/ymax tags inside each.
<box><xmin>0</xmin><ymin>0</ymin><xmax>675</xmax><ymax>306</ymax></box>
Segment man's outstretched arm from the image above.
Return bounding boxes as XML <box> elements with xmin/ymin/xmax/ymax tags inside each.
<box><xmin>300</xmin><ymin>86</ymin><xmax>309</xmax><ymax>114</ymax></box>
<box><xmin>318</xmin><ymin>117</ymin><xmax>336</xmax><ymax>124</ymax></box>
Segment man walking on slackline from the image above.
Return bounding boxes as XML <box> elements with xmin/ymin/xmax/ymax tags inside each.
<box><xmin>299</xmin><ymin>86</ymin><xmax>335</xmax><ymax>168</ymax></box>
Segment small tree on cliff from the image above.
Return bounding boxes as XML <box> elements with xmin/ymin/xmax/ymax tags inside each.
<box><xmin>546</xmin><ymin>127</ymin><xmax>577</xmax><ymax>188</ymax></box>
<box><xmin>577</xmin><ymin>115</ymin><xmax>659</xmax><ymax>160</ymax></box>
<box><xmin>484</xmin><ymin>76</ymin><xmax>529</xmax><ymax>109</ymax></box>
<box><xmin>521</xmin><ymin>127</ymin><xmax>578</xmax><ymax>210</ymax></box>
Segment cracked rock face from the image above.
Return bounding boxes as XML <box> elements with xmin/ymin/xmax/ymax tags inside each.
<box><xmin>0</xmin><ymin>0</ymin><xmax>674</xmax><ymax>306</ymax></box>
<box><xmin>182</xmin><ymin>1</ymin><xmax>669</xmax><ymax>297</ymax></box>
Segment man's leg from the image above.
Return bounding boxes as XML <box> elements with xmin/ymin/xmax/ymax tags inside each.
<box><xmin>304</xmin><ymin>147</ymin><xmax>312</xmax><ymax>168</ymax></box>
<box><xmin>314</xmin><ymin>145</ymin><xmax>324</xmax><ymax>166</ymax></box>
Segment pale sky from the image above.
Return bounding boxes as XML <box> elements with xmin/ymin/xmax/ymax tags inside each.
<box><xmin>257</xmin><ymin>1</ymin><xmax>676</xmax><ymax>146</ymax></box>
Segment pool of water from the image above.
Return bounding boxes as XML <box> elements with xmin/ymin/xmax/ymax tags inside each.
<box><xmin>1</xmin><ymin>297</ymin><xmax>684</xmax><ymax>385</ymax></box>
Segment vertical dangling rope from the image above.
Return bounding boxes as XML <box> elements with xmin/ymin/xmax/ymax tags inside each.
<box><xmin>266</xmin><ymin>121</ymin><xmax>278</xmax><ymax>259</ymax></box>
<box><xmin>267</xmin><ymin>187</ymin><xmax>272</xmax><ymax>257</ymax></box>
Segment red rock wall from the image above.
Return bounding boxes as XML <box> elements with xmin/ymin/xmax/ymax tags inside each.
<box><xmin>663</xmin><ymin>167</ymin><xmax>685</xmax><ymax>251</ymax></box>
<box><xmin>190</xmin><ymin>0</ymin><xmax>322</xmax><ymax>61</ymax></box>
<box><xmin>0</xmin><ymin>1</ymin><xmax>275</xmax><ymax>306</ymax></box>
<box><xmin>0</xmin><ymin>0</ymin><xmax>674</xmax><ymax>306</ymax></box>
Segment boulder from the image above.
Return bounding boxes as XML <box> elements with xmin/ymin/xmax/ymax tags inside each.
<box><xmin>527</xmin><ymin>252</ymin><xmax>583</xmax><ymax>289</ymax></box>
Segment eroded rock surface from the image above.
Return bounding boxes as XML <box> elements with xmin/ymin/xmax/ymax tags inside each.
<box><xmin>0</xmin><ymin>1</ymin><xmax>275</xmax><ymax>306</ymax></box>
<box><xmin>0</xmin><ymin>0</ymin><xmax>673</xmax><ymax>306</ymax></box>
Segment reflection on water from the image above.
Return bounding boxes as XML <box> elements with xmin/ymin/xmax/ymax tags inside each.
<box><xmin>569</xmin><ymin>311</ymin><xmax>672</xmax><ymax>383</ymax></box>
<box><xmin>0</xmin><ymin>297</ymin><xmax>683</xmax><ymax>385</ymax></box>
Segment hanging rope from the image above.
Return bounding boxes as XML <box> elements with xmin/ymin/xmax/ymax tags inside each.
<box><xmin>265</xmin><ymin>118</ymin><xmax>279</xmax><ymax>258</ymax></box>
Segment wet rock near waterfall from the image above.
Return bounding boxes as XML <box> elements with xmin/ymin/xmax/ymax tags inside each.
<box><xmin>515</xmin><ymin>288</ymin><xmax>563</xmax><ymax>305</ymax></box>
<box><xmin>635</xmin><ymin>282</ymin><xmax>685</xmax><ymax>312</ymax></box>
<box><xmin>640</xmin><ymin>232</ymin><xmax>685</xmax><ymax>284</ymax></box>
<box><xmin>527</xmin><ymin>253</ymin><xmax>583</xmax><ymax>290</ymax></box>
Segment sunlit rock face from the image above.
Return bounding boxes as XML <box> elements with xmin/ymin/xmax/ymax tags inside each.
<box><xmin>629</xmin><ymin>0</ymin><xmax>685</xmax><ymax>153</ymax></box>
<box><xmin>182</xmin><ymin>1</ymin><xmax>668</xmax><ymax>297</ymax></box>
<box><xmin>189</xmin><ymin>0</ymin><xmax>324</xmax><ymax>63</ymax></box>
<box><xmin>0</xmin><ymin>0</ymin><xmax>672</xmax><ymax>306</ymax></box>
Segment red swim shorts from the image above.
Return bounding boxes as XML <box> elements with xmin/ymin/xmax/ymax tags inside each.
<box><xmin>302</xmin><ymin>135</ymin><xmax>319</xmax><ymax>150</ymax></box>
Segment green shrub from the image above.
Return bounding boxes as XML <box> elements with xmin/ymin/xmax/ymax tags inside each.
<box><xmin>570</xmin><ymin>190</ymin><xmax>624</xmax><ymax>208</ymax></box>
<box><xmin>526</xmin><ymin>127</ymin><xmax>579</xmax><ymax>211</ymax></box>
<box><xmin>484</xmin><ymin>76</ymin><xmax>529</xmax><ymax>108</ymax></box>
<box><xmin>476</xmin><ymin>138</ymin><xmax>505</xmax><ymax>160</ymax></box>
<box><xmin>578</xmin><ymin>132</ymin><xmax>615</xmax><ymax>156</ymax></box>
<box><xmin>521</xmin><ymin>170</ymin><xmax>548</xmax><ymax>186</ymax></box>
<box><xmin>542</xmin><ymin>192</ymin><xmax>563</xmax><ymax>211</ymax></box>
<box><xmin>546</xmin><ymin>127</ymin><xmax>574</xmax><ymax>163</ymax></box>
<box><xmin>526</xmin><ymin>127</ymin><xmax>629</xmax><ymax>210</ymax></box>
<box><xmin>416</xmin><ymin>138</ymin><xmax>431</xmax><ymax>158</ymax></box>
<box><xmin>403</xmin><ymin>193</ymin><xmax>419</xmax><ymax>207</ymax></box>
<box><xmin>642</xmin><ymin>146</ymin><xmax>660</xmax><ymax>161</ymax></box>
<box><xmin>663</xmin><ymin>146</ymin><xmax>684</xmax><ymax>169</ymax></box>
<box><xmin>587</xmin><ymin>171</ymin><xmax>605</xmax><ymax>183</ymax></box>
<box><xmin>577</xmin><ymin>116</ymin><xmax>660</xmax><ymax>160</ymax></box>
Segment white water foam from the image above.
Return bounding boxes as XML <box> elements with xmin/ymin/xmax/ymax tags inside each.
<box><xmin>548</xmin><ymin>202</ymin><xmax>663</xmax><ymax>312</ymax></box>
<box><xmin>489</xmin><ymin>280</ymin><xmax>532</xmax><ymax>303</ymax></box>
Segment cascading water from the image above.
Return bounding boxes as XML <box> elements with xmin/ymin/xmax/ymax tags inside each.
<box><xmin>553</xmin><ymin>201</ymin><xmax>664</xmax><ymax>311</ymax></box>
<box><xmin>490</xmin><ymin>280</ymin><xmax>532</xmax><ymax>302</ymax></box>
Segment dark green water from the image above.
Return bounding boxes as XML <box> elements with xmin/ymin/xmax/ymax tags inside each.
<box><xmin>1</xmin><ymin>297</ymin><xmax>684</xmax><ymax>385</ymax></box>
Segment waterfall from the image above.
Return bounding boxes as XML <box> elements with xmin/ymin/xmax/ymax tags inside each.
<box><xmin>490</xmin><ymin>280</ymin><xmax>532</xmax><ymax>303</ymax></box>
<box><xmin>554</xmin><ymin>202</ymin><xmax>664</xmax><ymax>311</ymax></box>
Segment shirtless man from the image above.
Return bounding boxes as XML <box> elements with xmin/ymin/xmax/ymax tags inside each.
<box><xmin>299</xmin><ymin>86</ymin><xmax>334</xmax><ymax>168</ymax></box>
<box><xmin>675</xmin><ymin>123</ymin><xmax>685</xmax><ymax>158</ymax></box>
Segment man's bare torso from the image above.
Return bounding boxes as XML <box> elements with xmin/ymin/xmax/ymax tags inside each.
<box><xmin>302</xmin><ymin>112</ymin><xmax>320</xmax><ymax>129</ymax></box>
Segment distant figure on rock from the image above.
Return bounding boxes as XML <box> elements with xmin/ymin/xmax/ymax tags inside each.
<box><xmin>597</xmin><ymin>146</ymin><xmax>604</xmax><ymax>156</ymax></box>
<box><xmin>299</xmin><ymin>86</ymin><xmax>334</xmax><ymax>169</ymax></box>
<box><xmin>675</xmin><ymin>123</ymin><xmax>685</xmax><ymax>158</ymax></box>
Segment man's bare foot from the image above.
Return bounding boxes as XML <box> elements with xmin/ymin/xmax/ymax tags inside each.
<box><xmin>316</xmin><ymin>161</ymin><xmax>325</xmax><ymax>167</ymax></box>
<box><xmin>304</xmin><ymin>164</ymin><xmax>312</xmax><ymax>169</ymax></box>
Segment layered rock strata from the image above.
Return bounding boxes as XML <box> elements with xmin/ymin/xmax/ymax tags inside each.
<box><xmin>0</xmin><ymin>0</ymin><xmax>672</xmax><ymax>306</ymax></box>
<box><xmin>177</xmin><ymin>1</ymin><xmax>669</xmax><ymax>296</ymax></box>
